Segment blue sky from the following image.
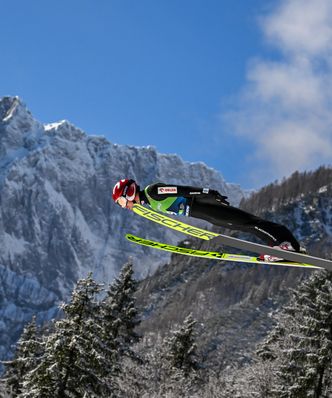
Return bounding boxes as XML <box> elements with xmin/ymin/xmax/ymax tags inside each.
<box><xmin>1</xmin><ymin>0</ymin><xmax>332</xmax><ymax>189</ymax></box>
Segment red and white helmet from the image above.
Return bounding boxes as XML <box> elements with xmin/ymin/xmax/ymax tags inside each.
<box><xmin>112</xmin><ymin>179</ymin><xmax>137</xmax><ymax>203</ymax></box>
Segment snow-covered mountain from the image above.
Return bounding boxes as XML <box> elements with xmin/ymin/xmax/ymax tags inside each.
<box><xmin>0</xmin><ymin>96</ymin><xmax>245</xmax><ymax>363</ymax></box>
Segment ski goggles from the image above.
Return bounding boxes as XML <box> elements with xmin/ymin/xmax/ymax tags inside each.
<box><xmin>116</xmin><ymin>196</ymin><xmax>128</xmax><ymax>208</ymax></box>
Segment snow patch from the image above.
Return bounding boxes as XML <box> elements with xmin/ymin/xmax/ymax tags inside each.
<box><xmin>318</xmin><ymin>185</ymin><xmax>328</xmax><ymax>194</ymax></box>
<box><xmin>3</xmin><ymin>233</ymin><xmax>27</xmax><ymax>257</ymax></box>
<box><xmin>44</xmin><ymin>121</ymin><xmax>68</xmax><ymax>131</ymax></box>
<box><xmin>2</xmin><ymin>98</ymin><xmax>19</xmax><ymax>122</ymax></box>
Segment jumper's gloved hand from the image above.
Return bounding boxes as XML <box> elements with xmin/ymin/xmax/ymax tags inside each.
<box><xmin>210</xmin><ymin>190</ymin><xmax>230</xmax><ymax>206</ymax></box>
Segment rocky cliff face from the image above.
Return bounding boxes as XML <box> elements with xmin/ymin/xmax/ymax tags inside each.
<box><xmin>0</xmin><ymin>96</ymin><xmax>245</xmax><ymax>364</ymax></box>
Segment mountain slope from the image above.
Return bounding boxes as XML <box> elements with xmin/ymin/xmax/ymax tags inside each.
<box><xmin>135</xmin><ymin>176</ymin><xmax>332</xmax><ymax>367</ymax></box>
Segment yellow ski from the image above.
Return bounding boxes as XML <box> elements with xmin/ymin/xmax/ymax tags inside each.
<box><xmin>132</xmin><ymin>203</ymin><xmax>218</xmax><ymax>240</ymax></box>
<box><xmin>126</xmin><ymin>234</ymin><xmax>320</xmax><ymax>269</ymax></box>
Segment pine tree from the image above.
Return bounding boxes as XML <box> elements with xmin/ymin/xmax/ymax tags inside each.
<box><xmin>156</xmin><ymin>314</ymin><xmax>200</xmax><ymax>396</ymax></box>
<box><xmin>116</xmin><ymin>314</ymin><xmax>202</xmax><ymax>397</ymax></box>
<box><xmin>116</xmin><ymin>332</ymin><xmax>165</xmax><ymax>397</ymax></box>
<box><xmin>256</xmin><ymin>270</ymin><xmax>332</xmax><ymax>398</ymax></box>
<box><xmin>278</xmin><ymin>271</ymin><xmax>332</xmax><ymax>397</ymax></box>
<box><xmin>101</xmin><ymin>261</ymin><xmax>140</xmax><ymax>362</ymax></box>
<box><xmin>20</xmin><ymin>273</ymin><xmax>116</xmax><ymax>398</ymax></box>
<box><xmin>163</xmin><ymin>313</ymin><xmax>199</xmax><ymax>377</ymax></box>
<box><xmin>2</xmin><ymin>317</ymin><xmax>42</xmax><ymax>397</ymax></box>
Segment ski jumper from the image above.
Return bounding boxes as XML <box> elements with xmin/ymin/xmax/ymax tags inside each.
<box><xmin>140</xmin><ymin>183</ymin><xmax>300</xmax><ymax>252</ymax></box>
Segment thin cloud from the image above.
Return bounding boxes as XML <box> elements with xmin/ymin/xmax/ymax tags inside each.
<box><xmin>223</xmin><ymin>0</ymin><xmax>332</xmax><ymax>186</ymax></box>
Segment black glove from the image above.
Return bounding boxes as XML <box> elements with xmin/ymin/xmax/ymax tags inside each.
<box><xmin>210</xmin><ymin>190</ymin><xmax>230</xmax><ymax>206</ymax></box>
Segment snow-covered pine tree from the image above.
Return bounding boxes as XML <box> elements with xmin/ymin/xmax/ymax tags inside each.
<box><xmin>260</xmin><ymin>270</ymin><xmax>332</xmax><ymax>398</ymax></box>
<box><xmin>20</xmin><ymin>273</ymin><xmax>116</xmax><ymax>398</ymax></box>
<box><xmin>163</xmin><ymin>313</ymin><xmax>199</xmax><ymax>377</ymax></box>
<box><xmin>256</xmin><ymin>321</ymin><xmax>284</xmax><ymax>362</ymax></box>
<box><xmin>101</xmin><ymin>261</ymin><xmax>140</xmax><ymax>361</ymax></box>
<box><xmin>99</xmin><ymin>261</ymin><xmax>142</xmax><ymax>397</ymax></box>
<box><xmin>120</xmin><ymin>314</ymin><xmax>201</xmax><ymax>397</ymax></box>
<box><xmin>116</xmin><ymin>332</ymin><xmax>165</xmax><ymax>397</ymax></box>
<box><xmin>155</xmin><ymin>313</ymin><xmax>201</xmax><ymax>396</ymax></box>
<box><xmin>2</xmin><ymin>317</ymin><xmax>41</xmax><ymax>397</ymax></box>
